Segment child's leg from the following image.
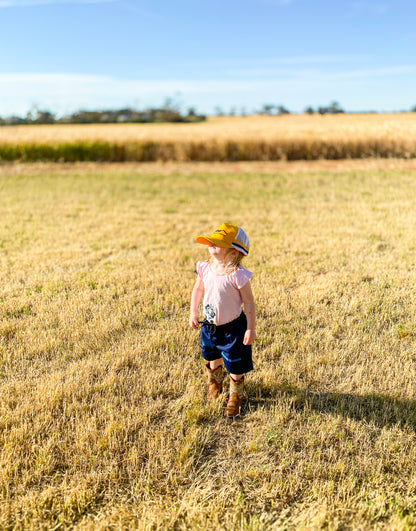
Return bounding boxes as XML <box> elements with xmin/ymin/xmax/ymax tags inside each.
<box><xmin>201</xmin><ymin>323</ymin><xmax>225</xmax><ymax>399</ymax></box>
<box><xmin>210</xmin><ymin>358</ymin><xmax>223</xmax><ymax>370</ymax></box>
<box><xmin>206</xmin><ymin>359</ymin><xmax>224</xmax><ymax>399</ymax></box>
<box><xmin>225</xmin><ymin>373</ymin><xmax>245</xmax><ymax>417</ymax></box>
<box><xmin>219</xmin><ymin>315</ymin><xmax>252</xmax><ymax>417</ymax></box>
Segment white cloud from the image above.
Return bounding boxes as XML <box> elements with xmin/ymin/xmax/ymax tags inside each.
<box><xmin>1</xmin><ymin>67</ymin><xmax>416</xmax><ymax>115</ymax></box>
<box><xmin>179</xmin><ymin>54</ymin><xmax>373</xmax><ymax>73</ymax></box>
<box><xmin>0</xmin><ymin>73</ymin><xmax>110</xmax><ymax>84</ymax></box>
<box><xmin>256</xmin><ymin>55</ymin><xmax>371</xmax><ymax>65</ymax></box>
<box><xmin>227</xmin><ymin>64</ymin><xmax>416</xmax><ymax>79</ymax></box>
<box><xmin>0</xmin><ymin>0</ymin><xmax>115</xmax><ymax>7</ymax></box>
<box><xmin>336</xmin><ymin>65</ymin><xmax>416</xmax><ymax>79</ymax></box>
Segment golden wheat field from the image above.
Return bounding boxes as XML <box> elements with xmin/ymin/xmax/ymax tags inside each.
<box><xmin>2</xmin><ymin>114</ymin><xmax>416</xmax><ymax>162</ymax></box>
<box><xmin>2</xmin><ymin>114</ymin><xmax>416</xmax><ymax>144</ymax></box>
<box><xmin>2</xmin><ymin>160</ymin><xmax>416</xmax><ymax>529</ymax></box>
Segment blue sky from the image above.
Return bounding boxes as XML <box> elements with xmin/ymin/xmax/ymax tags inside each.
<box><xmin>1</xmin><ymin>0</ymin><xmax>416</xmax><ymax>116</ymax></box>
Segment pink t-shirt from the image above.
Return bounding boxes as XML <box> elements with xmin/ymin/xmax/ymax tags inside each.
<box><xmin>196</xmin><ymin>261</ymin><xmax>252</xmax><ymax>326</ymax></box>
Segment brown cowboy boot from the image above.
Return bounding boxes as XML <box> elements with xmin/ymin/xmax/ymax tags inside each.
<box><xmin>206</xmin><ymin>364</ymin><xmax>224</xmax><ymax>399</ymax></box>
<box><xmin>225</xmin><ymin>376</ymin><xmax>244</xmax><ymax>417</ymax></box>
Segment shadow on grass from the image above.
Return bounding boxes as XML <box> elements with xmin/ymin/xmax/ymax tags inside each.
<box><xmin>244</xmin><ymin>382</ymin><xmax>416</xmax><ymax>431</ymax></box>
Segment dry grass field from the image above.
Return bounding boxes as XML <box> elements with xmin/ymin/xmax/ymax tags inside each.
<box><xmin>2</xmin><ymin>114</ymin><xmax>416</xmax><ymax>162</ymax></box>
<box><xmin>2</xmin><ymin>160</ymin><xmax>416</xmax><ymax>529</ymax></box>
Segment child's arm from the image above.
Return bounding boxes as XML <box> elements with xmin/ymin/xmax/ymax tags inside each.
<box><xmin>239</xmin><ymin>280</ymin><xmax>256</xmax><ymax>345</ymax></box>
<box><xmin>189</xmin><ymin>276</ymin><xmax>204</xmax><ymax>328</ymax></box>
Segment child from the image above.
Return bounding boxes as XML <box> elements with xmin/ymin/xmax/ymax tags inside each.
<box><xmin>189</xmin><ymin>223</ymin><xmax>256</xmax><ymax>417</ymax></box>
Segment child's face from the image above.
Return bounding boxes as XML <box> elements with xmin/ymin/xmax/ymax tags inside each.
<box><xmin>208</xmin><ymin>243</ymin><xmax>237</xmax><ymax>261</ymax></box>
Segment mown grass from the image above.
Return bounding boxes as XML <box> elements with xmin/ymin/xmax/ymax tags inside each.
<box><xmin>2</xmin><ymin>114</ymin><xmax>416</xmax><ymax>162</ymax></box>
<box><xmin>1</xmin><ymin>161</ymin><xmax>416</xmax><ymax>529</ymax></box>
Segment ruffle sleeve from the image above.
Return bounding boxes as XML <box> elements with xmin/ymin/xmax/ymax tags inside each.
<box><xmin>233</xmin><ymin>266</ymin><xmax>253</xmax><ymax>290</ymax></box>
<box><xmin>196</xmin><ymin>261</ymin><xmax>208</xmax><ymax>280</ymax></box>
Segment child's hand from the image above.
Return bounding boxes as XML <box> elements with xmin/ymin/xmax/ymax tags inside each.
<box><xmin>189</xmin><ymin>315</ymin><xmax>200</xmax><ymax>329</ymax></box>
<box><xmin>243</xmin><ymin>329</ymin><xmax>256</xmax><ymax>345</ymax></box>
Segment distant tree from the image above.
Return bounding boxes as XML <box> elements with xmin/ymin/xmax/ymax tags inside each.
<box><xmin>64</xmin><ymin>110</ymin><xmax>102</xmax><ymax>124</ymax></box>
<box><xmin>304</xmin><ymin>106</ymin><xmax>315</xmax><ymax>115</ymax></box>
<box><xmin>6</xmin><ymin>115</ymin><xmax>27</xmax><ymax>125</ymax></box>
<box><xmin>184</xmin><ymin>107</ymin><xmax>205</xmax><ymax>122</ymax></box>
<box><xmin>257</xmin><ymin>104</ymin><xmax>290</xmax><ymax>115</ymax></box>
<box><xmin>277</xmin><ymin>105</ymin><xmax>290</xmax><ymax>115</ymax></box>
<box><xmin>162</xmin><ymin>97</ymin><xmax>182</xmax><ymax>115</ymax></box>
<box><xmin>260</xmin><ymin>104</ymin><xmax>275</xmax><ymax>115</ymax></box>
<box><xmin>33</xmin><ymin>109</ymin><xmax>55</xmax><ymax>124</ymax></box>
<box><xmin>318</xmin><ymin>101</ymin><xmax>345</xmax><ymax>115</ymax></box>
<box><xmin>328</xmin><ymin>101</ymin><xmax>344</xmax><ymax>114</ymax></box>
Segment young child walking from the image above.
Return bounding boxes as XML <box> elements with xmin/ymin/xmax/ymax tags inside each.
<box><xmin>189</xmin><ymin>223</ymin><xmax>256</xmax><ymax>417</ymax></box>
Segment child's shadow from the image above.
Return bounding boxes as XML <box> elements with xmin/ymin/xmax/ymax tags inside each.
<box><xmin>245</xmin><ymin>382</ymin><xmax>416</xmax><ymax>431</ymax></box>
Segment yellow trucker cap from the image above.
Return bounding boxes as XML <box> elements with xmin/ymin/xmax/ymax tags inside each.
<box><xmin>196</xmin><ymin>223</ymin><xmax>249</xmax><ymax>256</ymax></box>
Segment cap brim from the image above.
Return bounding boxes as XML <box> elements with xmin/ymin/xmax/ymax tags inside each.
<box><xmin>196</xmin><ymin>236</ymin><xmax>232</xmax><ymax>247</ymax></box>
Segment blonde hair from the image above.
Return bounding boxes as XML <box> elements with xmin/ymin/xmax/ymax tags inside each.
<box><xmin>207</xmin><ymin>248</ymin><xmax>244</xmax><ymax>273</ymax></box>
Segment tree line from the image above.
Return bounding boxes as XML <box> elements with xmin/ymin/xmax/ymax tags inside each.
<box><xmin>2</xmin><ymin>100</ymin><xmax>416</xmax><ymax>125</ymax></box>
<box><xmin>0</xmin><ymin>103</ymin><xmax>206</xmax><ymax>126</ymax></box>
<box><xmin>253</xmin><ymin>101</ymin><xmax>416</xmax><ymax>115</ymax></box>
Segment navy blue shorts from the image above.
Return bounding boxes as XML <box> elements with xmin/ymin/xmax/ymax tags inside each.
<box><xmin>200</xmin><ymin>312</ymin><xmax>253</xmax><ymax>375</ymax></box>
